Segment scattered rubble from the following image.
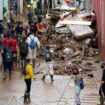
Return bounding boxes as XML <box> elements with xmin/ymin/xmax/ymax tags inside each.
<box><xmin>38</xmin><ymin>7</ymin><xmax>99</xmax><ymax>76</ymax></box>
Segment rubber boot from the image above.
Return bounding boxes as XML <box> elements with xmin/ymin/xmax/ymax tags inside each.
<box><xmin>50</xmin><ymin>75</ymin><xmax>54</xmax><ymax>81</ymax></box>
<box><xmin>24</xmin><ymin>93</ymin><xmax>28</xmax><ymax>103</ymax></box>
<box><xmin>9</xmin><ymin>72</ymin><xmax>11</xmax><ymax>80</ymax></box>
<box><xmin>42</xmin><ymin>75</ymin><xmax>45</xmax><ymax>81</ymax></box>
<box><xmin>3</xmin><ymin>72</ymin><xmax>7</xmax><ymax>80</ymax></box>
<box><xmin>27</xmin><ymin>93</ymin><xmax>31</xmax><ymax>103</ymax></box>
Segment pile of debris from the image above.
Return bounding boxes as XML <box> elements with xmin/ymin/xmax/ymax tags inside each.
<box><xmin>38</xmin><ymin>4</ymin><xmax>99</xmax><ymax>76</ymax></box>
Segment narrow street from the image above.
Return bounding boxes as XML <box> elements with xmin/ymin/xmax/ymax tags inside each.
<box><xmin>0</xmin><ymin>68</ymin><xmax>100</xmax><ymax>105</ymax></box>
<box><xmin>0</xmin><ymin>0</ymin><xmax>104</xmax><ymax>105</ymax></box>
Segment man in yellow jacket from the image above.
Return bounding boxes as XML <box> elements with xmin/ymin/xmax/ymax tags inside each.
<box><xmin>24</xmin><ymin>59</ymin><xmax>34</xmax><ymax>103</ymax></box>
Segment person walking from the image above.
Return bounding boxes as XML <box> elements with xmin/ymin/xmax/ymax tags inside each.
<box><xmin>99</xmin><ymin>63</ymin><xmax>105</xmax><ymax>104</ymax></box>
<box><xmin>10</xmin><ymin>8</ymin><xmax>15</xmax><ymax>25</ymax></box>
<box><xmin>42</xmin><ymin>46</ymin><xmax>54</xmax><ymax>82</ymax></box>
<box><xmin>23</xmin><ymin>22</ymin><xmax>30</xmax><ymax>37</ymax></box>
<box><xmin>15</xmin><ymin>22</ymin><xmax>24</xmax><ymax>43</ymax></box>
<box><xmin>3</xmin><ymin>43</ymin><xmax>13</xmax><ymax>80</ymax></box>
<box><xmin>0</xmin><ymin>20</ymin><xmax>4</xmax><ymax>40</ymax></box>
<box><xmin>37</xmin><ymin>0</ymin><xmax>43</xmax><ymax>15</ymax></box>
<box><xmin>5</xmin><ymin>34</ymin><xmax>18</xmax><ymax>70</ymax></box>
<box><xmin>79</xmin><ymin>0</ymin><xmax>85</xmax><ymax>11</ymax></box>
<box><xmin>19</xmin><ymin>37</ymin><xmax>28</xmax><ymax>68</ymax></box>
<box><xmin>24</xmin><ymin>59</ymin><xmax>34</xmax><ymax>103</ymax></box>
<box><xmin>27</xmin><ymin>11</ymin><xmax>34</xmax><ymax>24</ymax></box>
<box><xmin>72</xmin><ymin>67</ymin><xmax>84</xmax><ymax>105</ymax></box>
<box><xmin>1</xmin><ymin>35</ymin><xmax>7</xmax><ymax>80</ymax></box>
<box><xmin>26</xmin><ymin>29</ymin><xmax>40</xmax><ymax>68</ymax></box>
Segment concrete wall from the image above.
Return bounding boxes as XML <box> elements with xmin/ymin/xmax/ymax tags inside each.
<box><xmin>0</xmin><ymin>0</ymin><xmax>3</xmax><ymax>20</ymax></box>
<box><xmin>3</xmin><ymin>0</ymin><xmax>9</xmax><ymax>18</ymax></box>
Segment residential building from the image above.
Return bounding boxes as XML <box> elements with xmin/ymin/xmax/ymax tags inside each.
<box><xmin>93</xmin><ymin>0</ymin><xmax>105</xmax><ymax>59</ymax></box>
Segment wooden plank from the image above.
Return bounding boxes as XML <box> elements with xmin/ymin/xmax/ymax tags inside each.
<box><xmin>58</xmin><ymin>20</ymin><xmax>92</xmax><ymax>25</ymax></box>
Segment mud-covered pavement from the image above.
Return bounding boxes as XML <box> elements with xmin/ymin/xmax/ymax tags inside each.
<box><xmin>0</xmin><ymin>68</ymin><xmax>100</xmax><ymax>105</ymax></box>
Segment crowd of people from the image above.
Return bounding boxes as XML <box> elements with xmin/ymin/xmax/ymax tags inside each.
<box><xmin>0</xmin><ymin>16</ymin><xmax>85</xmax><ymax>105</ymax></box>
<box><xmin>0</xmin><ymin>7</ymin><xmax>56</xmax><ymax>103</ymax></box>
<box><xmin>0</xmin><ymin>1</ymin><xmax>103</xmax><ymax>104</ymax></box>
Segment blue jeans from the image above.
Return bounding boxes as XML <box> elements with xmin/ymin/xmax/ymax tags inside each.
<box><xmin>75</xmin><ymin>85</ymin><xmax>81</xmax><ymax>105</ymax></box>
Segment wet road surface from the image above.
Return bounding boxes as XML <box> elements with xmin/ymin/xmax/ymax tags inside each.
<box><xmin>0</xmin><ymin>69</ymin><xmax>100</xmax><ymax>105</ymax></box>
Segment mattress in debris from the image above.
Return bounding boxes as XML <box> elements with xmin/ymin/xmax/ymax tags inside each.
<box><xmin>68</xmin><ymin>25</ymin><xmax>94</xmax><ymax>40</ymax></box>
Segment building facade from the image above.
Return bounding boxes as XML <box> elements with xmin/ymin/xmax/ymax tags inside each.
<box><xmin>0</xmin><ymin>0</ymin><xmax>24</xmax><ymax>20</ymax></box>
<box><xmin>0</xmin><ymin>0</ymin><xmax>9</xmax><ymax>20</ymax></box>
<box><xmin>0</xmin><ymin>0</ymin><xmax>3</xmax><ymax>20</ymax></box>
<box><xmin>93</xmin><ymin>0</ymin><xmax>105</xmax><ymax>59</ymax></box>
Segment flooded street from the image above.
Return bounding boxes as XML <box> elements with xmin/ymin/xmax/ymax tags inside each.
<box><xmin>0</xmin><ymin>69</ymin><xmax>100</xmax><ymax>105</ymax></box>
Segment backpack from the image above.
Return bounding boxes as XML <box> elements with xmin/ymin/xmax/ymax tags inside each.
<box><xmin>45</xmin><ymin>50</ymin><xmax>52</xmax><ymax>61</ymax></box>
<box><xmin>22</xmin><ymin>66</ymin><xmax>26</xmax><ymax>76</ymax></box>
<box><xmin>5</xmin><ymin>48</ymin><xmax>13</xmax><ymax>62</ymax></box>
<box><xmin>20</xmin><ymin>42</ymin><xmax>28</xmax><ymax>54</ymax></box>
<box><xmin>29</xmin><ymin>37</ymin><xmax>37</xmax><ymax>49</ymax></box>
<box><xmin>80</xmin><ymin>78</ymin><xmax>84</xmax><ymax>89</ymax></box>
